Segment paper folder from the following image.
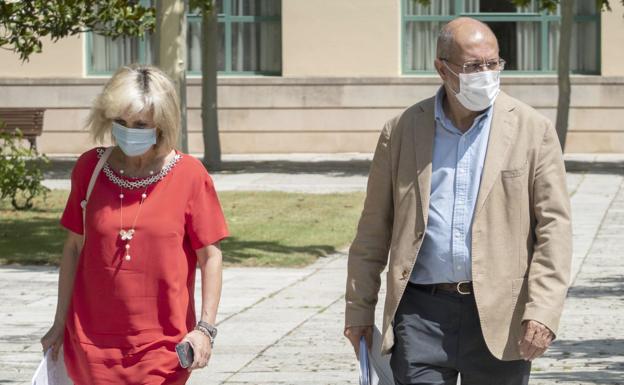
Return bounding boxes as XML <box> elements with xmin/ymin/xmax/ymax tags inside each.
<box><xmin>358</xmin><ymin>327</ymin><xmax>395</xmax><ymax>385</ymax></box>
<box><xmin>32</xmin><ymin>348</ymin><xmax>72</xmax><ymax>385</ymax></box>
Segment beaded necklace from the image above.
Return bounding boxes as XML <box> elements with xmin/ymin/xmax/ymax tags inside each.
<box><xmin>117</xmin><ymin>169</ymin><xmax>153</xmax><ymax>261</ymax></box>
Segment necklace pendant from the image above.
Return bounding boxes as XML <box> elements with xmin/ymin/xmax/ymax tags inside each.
<box><xmin>119</xmin><ymin>229</ymin><xmax>135</xmax><ymax>241</ymax></box>
<box><xmin>125</xmin><ymin>254</ymin><xmax>131</xmax><ymax>261</ymax></box>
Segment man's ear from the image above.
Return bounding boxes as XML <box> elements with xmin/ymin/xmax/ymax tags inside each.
<box><xmin>434</xmin><ymin>58</ymin><xmax>446</xmax><ymax>81</ymax></box>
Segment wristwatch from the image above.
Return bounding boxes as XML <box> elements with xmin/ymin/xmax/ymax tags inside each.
<box><xmin>195</xmin><ymin>321</ymin><xmax>218</xmax><ymax>347</ymax></box>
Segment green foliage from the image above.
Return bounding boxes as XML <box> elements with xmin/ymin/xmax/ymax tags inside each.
<box><xmin>511</xmin><ymin>0</ymin><xmax>616</xmax><ymax>13</ymax></box>
<box><xmin>0</xmin><ymin>127</ymin><xmax>50</xmax><ymax>210</ymax></box>
<box><xmin>188</xmin><ymin>0</ymin><xmax>216</xmax><ymax>18</ymax></box>
<box><xmin>188</xmin><ymin>0</ymin><xmax>215</xmax><ymax>15</ymax></box>
<box><xmin>511</xmin><ymin>0</ymin><xmax>560</xmax><ymax>12</ymax></box>
<box><xmin>598</xmin><ymin>0</ymin><xmax>624</xmax><ymax>11</ymax></box>
<box><xmin>0</xmin><ymin>0</ymin><xmax>156</xmax><ymax>61</ymax></box>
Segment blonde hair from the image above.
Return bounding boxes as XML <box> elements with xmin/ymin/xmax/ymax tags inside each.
<box><xmin>86</xmin><ymin>64</ymin><xmax>181</xmax><ymax>150</ymax></box>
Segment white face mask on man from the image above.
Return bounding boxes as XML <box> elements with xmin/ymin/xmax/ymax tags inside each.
<box><xmin>443</xmin><ymin>61</ymin><xmax>500</xmax><ymax>112</ymax></box>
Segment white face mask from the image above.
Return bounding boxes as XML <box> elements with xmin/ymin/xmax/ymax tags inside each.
<box><xmin>444</xmin><ymin>61</ymin><xmax>500</xmax><ymax>111</ymax></box>
<box><xmin>112</xmin><ymin>121</ymin><xmax>157</xmax><ymax>157</ymax></box>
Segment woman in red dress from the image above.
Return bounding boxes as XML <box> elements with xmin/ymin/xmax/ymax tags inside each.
<box><xmin>40</xmin><ymin>64</ymin><xmax>228</xmax><ymax>384</ymax></box>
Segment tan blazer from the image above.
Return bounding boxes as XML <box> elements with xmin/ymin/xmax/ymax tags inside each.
<box><xmin>345</xmin><ymin>91</ymin><xmax>572</xmax><ymax>361</ymax></box>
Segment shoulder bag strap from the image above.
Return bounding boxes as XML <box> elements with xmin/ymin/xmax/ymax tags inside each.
<box><xmin>80</xmin><ymin>146</ymin><xmax>113</xmax><ymax>245</ymax></box>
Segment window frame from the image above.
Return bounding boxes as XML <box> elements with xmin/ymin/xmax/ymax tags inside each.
<box><xmin>85</xmin><ymin>0</ymin><xmax>282</xmax><ymax>77</ymax></box>
<box><xmin>400</xmin><ymin>0</ymin><xmax>601</xmax><ymax>75</ymax></box>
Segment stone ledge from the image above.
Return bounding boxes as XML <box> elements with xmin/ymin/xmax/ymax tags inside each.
<box><xmin>2</xmin><ymin>75</ymin><xmax>624</xmax><ymax>86</ymax></box>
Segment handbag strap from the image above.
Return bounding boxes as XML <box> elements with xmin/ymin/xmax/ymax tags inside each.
<box><xmin>80</xmin><ymin>146</ymin><xmax>113</xmax><ymax>244</ymax></box>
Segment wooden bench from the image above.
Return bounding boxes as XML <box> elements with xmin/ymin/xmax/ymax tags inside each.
<box><xmin>0</xmin><ymin>108</ymin><xmax>45</xmax><ymax>151</ymax></box>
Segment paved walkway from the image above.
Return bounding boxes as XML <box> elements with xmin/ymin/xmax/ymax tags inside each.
<box><xmin>1</xmin><ymin>169</ymin><xmax>623</xmax><ymax>384</ymax></box>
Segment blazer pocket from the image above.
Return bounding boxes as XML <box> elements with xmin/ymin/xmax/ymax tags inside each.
<box><xmin>502</xmin><ymin>160</ymin><xmax>529</xmax><ymax>178</ymax></box>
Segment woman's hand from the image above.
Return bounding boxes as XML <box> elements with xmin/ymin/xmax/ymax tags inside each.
<box><xmin>182</xmin><ymin>330</ymin><xmax>212</xmax><ymax>371</ymax></box>
<box><xmin>41</xmin><ymin>322</ymin><xmax>65</xmax><ymax>361</ymax></box>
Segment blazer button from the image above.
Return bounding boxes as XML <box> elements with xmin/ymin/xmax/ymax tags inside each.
<box><xmin>401</xmin><ymin>269</ymin><xmax>409</xmax><ymax>280</ymax></box>
<box><xmin>417</xmin><ymin>231</ymin><xmax>424</xmax><ymax>240</ymax></box>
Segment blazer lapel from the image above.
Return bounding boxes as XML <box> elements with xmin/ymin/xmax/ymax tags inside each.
<box><xmin>413</xmin><ymin>98</ymin><xmax>436</xmax><ymax>226</ymax></box>
<box><xmin>475</xmin><ymin>92</ymin><xmax>517</xmax><ymax>216</ymax></box>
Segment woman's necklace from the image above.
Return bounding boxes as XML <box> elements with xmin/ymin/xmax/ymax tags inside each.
<box><xmin>118</xmin><ymin>169</ymin><xmax>154</xmax><ymax>261</ymax></box>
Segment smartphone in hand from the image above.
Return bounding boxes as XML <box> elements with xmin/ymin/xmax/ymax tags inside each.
<box><xmin>176</xmin><ymin>341</ymin><xmax>194</xmax><ymax>368</ymax></box>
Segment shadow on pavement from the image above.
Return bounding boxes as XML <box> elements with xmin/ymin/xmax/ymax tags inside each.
<box><xmin>532</xmin><ymin>369</ymin><xmax>624</xmax><ymax>384</ymax></box>
<box><xmin>222</xmin><ymin>237</ymin><xmax>337</xmax><ymax>266</ymax></box>
<box><xmin>533</xmin><ymin>339</ymin><xmax>624</xmax><ymax>383</ymax></box>
<box><xmin>215</xmin><ymin>160</ymin><xmax>371</xmax><ymax>176</ymax></box>
<box><xmin>0</xmin><ymin>217</ymin><xmax>65</xmax><ymax>266</ymax></box>
<box><xmin>43</xmin><ymin>158</ymin><xmax>372</xmax><ymax>179</ymax></box>
<box><xmin>565</xmin><ymin>161</ymin><xmax>624</xmax><ymax>175</ymax></box>
<box><xmin>567</xmin><ymin>275</ymin><xmax>624</xmax><ymax>298</ymax></box>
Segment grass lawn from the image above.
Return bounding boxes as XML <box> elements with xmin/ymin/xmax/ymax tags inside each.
<box><xmin>0</xmin><ymin>190</ymin><xmax>365</xmax><ymax>267</ymax></box>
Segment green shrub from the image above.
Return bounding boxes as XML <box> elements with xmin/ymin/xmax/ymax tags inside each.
<box><xmin>0</xmin><ymin>125</ymin><xmax>49</xmax><ymax>210</ymax></box>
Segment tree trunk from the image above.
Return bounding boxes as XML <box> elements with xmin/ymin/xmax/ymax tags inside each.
<box><xmin>154</xmin><ymin>0</ymin><xmax>188</xmax><ymax>153</ymax></box>
<box><xmin>555</xmin><ymin>0</ymin><xmax>574</xmax><ymax>151</ymax></box>
<box><xmin>201</xmin><ymin>6</ymin><xmax>221</xmax><ymax>170</ymax></box>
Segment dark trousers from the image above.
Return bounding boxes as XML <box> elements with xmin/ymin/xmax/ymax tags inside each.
<box><xmin>390</xmin><ymin>283</ymin><xmax>531</xmax><ymax>385</ymax></box>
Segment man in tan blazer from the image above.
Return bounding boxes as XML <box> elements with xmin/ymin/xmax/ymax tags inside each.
<box><xmin>344</xmin><ymin>18</ymin><xmax>572</xmax><ymax>385</ymax></box>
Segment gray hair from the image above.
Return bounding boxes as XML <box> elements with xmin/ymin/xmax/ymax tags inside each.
<box><xmin>436</xmin><ymin>24</ymin><xmax>455</xmax><ymax>60</ymax></box>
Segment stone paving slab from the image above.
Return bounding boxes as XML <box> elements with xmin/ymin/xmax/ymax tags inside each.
<box><xmin>531</xmin><ymin>175</ymin><xmax>624</xmax><ymax>384</ymax></box>
<box><xmin>568</xmin><ymin>174</ymin><xmax>620</xmax><ymax>282</ymax></box>
<box><xmin>0</xmin><ymin>263</ymin><xmax>320</xmax><ymax>384</ymax></box>
<box><xmin>43</xmin><ymin>173</ymin><xmax>369</xmax><ymax>193</ymax></box>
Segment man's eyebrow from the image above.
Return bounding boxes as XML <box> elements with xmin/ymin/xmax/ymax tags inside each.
<box><xmin>466</xmin><ymin>56</ymin><xmax>499</xmax><ymax>61</ymax></box>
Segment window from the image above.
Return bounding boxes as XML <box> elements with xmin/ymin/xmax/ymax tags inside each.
<box><xmin>86</xmin><ymin>0</ymin><xmax>281</xmax><ymax>76</ymax></box>
<box><xmin>87</xmin><ymin>30</ymin><xmax>152</xmax><ymax>75</ymax></box>
<box><xmin>402</xmin><ymin>0</ymin><xmax>600</xmax><ymax>74</ymax></box>
<box><xmin>188</xmin><ymin>0</ymin><xmax>281</xmax><ymax>75</ymax></box>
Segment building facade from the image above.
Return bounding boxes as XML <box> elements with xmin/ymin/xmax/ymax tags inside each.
<box><xmin>1</xmin><ymin>0</ymin><xmax>623</xmax><ymax>154</ymax></box>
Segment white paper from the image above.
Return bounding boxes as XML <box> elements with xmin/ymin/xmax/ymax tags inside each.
<box><xmin>32</xmin><ymin>348</ymin><xmax>72</xmax><ymax>385</ymax></box>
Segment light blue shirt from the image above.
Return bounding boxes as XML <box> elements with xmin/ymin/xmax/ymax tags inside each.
<box><xmin>410</xmin><ymin>87</ymin><xmax>493</xmax><ymax>284</ymax></box>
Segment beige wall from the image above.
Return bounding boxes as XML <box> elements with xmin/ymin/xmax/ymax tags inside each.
<box><xmin>2</xmin><ymin>76</ymin><xmax>623</xmax><ymax>155</ymax></box>
<box><xmin>1</xmin><ymin>1</ymin><xmax>623</xmax><ymax>154</ymax></box>
<box><xmin>601</xmin><ymin>0</ymin><xmax>624</xmax><ymax>76</ymax></box>
<box><xmin>282</xmin><ymin>0</ymin><xmax>400</xmax><ymax>77</ymax></box>
<box><xmin>0</xmin><ymin>35</ymin><xmax>84</xmax><ymax>78</ymax></box>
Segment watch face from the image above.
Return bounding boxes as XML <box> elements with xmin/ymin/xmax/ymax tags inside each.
<box><xmin>199</xmin><ymin>322</ymin><xmax>217</xmax><ymax>338</ymax></box>
<box><xmin>205</xmin><ymin>325</ymin><xmax>217</xmax><ymax>338</ymax></box>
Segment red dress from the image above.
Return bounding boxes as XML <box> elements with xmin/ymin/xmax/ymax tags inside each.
<box><xmin>60</xmin><ymin>147</ymin><xmax>228</xmax><ymax>385</ymax></box>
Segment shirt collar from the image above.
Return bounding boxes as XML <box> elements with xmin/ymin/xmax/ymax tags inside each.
<box><xmin>434</xmin><ymin>86</ymin><xmax>493</xmax><ymax>136</ymax></box>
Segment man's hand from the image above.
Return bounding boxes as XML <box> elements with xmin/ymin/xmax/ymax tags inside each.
<box><xmin>344</xmin><ymin>325</ymin><xmax>373</xmax><ymax>357</ymax></box>
<box><xmin>518</xmin><ymin>320</ymin><xmax>554</xmax><ymax>361</ymax></box>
